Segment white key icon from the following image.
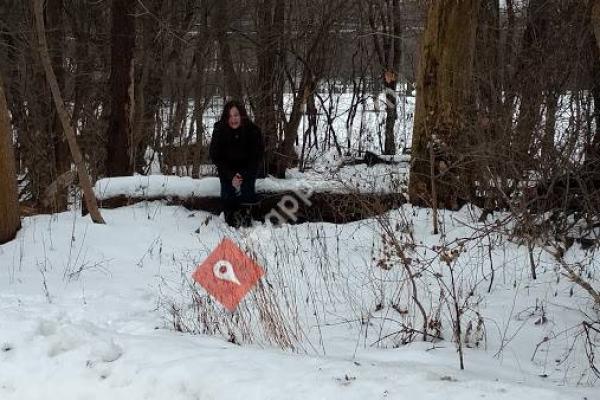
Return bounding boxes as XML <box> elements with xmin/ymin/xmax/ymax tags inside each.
<box><xmin>213</xmin><ymin>260</ymin><xmax>241</xmax><ymax>285</ymax></box>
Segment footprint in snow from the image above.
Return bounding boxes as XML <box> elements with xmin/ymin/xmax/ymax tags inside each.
<box><xmin>88</xmin><ymin>338</ymin><xmax>123</xmax><ymax>365</ymax></box>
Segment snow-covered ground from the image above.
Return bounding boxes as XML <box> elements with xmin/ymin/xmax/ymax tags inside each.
<box><xmin>0</xmin><ymin>199</ymin><xmax>598</xmax><ymax>399</ymax></box>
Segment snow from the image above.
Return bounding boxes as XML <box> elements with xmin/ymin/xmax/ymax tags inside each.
<box><xmin>0</xmin><ymin>199</ymin><xmax>598</xmax><ymax>399</ymax></box>
<box><xmin>93</xmin><ymin>162</ymin><xmax>408</xmax><ymax>201</ymax></box>
<box><xmin>94</xmin><ymin>175</ymin><xmax>222</xmax><ymax>200</ymax></box>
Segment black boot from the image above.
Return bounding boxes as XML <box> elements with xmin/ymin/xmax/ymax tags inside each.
<box><xmin>224</xmin><ymin>210</ymin><xmax>241</xmax><ymax>228</ymax></box>
<box><xmin>240</xmin><ymin>205</ymin><xmax>253</xmax><ymax>228</ymax></box>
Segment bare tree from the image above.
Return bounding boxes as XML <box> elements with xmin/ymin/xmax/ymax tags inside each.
<box><xmin>367</xmin><ymin>0</ymin><xmax>402</xmax><ymax>155</ymax></box>
<box><xmin>32</xmin><ymin>0</ymin><xmax>105</xmax><ymax>224</ymax></box>
<box><xmin>105</xmin><ymin>0</ymin><xmax>136</xmax><ymax>176</ymax></box>
<box><xmin>513</xmin><ymin>0</ymin><xmax>560</xmax><ymax>166</ymax></box>
<box><xmin>1</xmin><ymin>1</ymin><xmax>67</xmax><ymax>211</ymax></box>
<box><xmin>594</xmin><ymin>1</ymin><xmax>600</xmax><ymax>43</ymax></box>
<box><xmin>214</xmin><ymin>0</ymin><xmax>244</xmax><ymax>101</ymax></box>
<box><xmin>0</xmin><ymin>73</ymin><xmax>21</xmax><ymax>244</ymax></box>
<box><xmin>132</xmin><ymin>0</ymin><xmax>165</xmax><ymax>174</ymax></box>
<box><xmin>408</xmin><ymin>0</ymin><xmax>479</xmax><ymax>209</ymax></box>
<box><xmin>279</xmin><ymin>0</ymin><xmax>347</xmax><ymax>171</ymax></box>
<box><xmin>190</xmin><ymin>1</ymin><xmax>216</xmax><ymax>178</ymax></box>
<box><xmin>61</xmin><ymin>0</ymin><xmax>110</xmax><ymax>182</ymax></box>
<box><xmin>253</xmin><ymin>0</ymin><xmax>285</xmax><ymax>177</ymax></box>
<box><xmin>46</xmin><ymin>0</ymin><xmax>70</xmax><ymax>212</ymax></box>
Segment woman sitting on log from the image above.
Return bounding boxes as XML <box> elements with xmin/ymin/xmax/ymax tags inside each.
<box><xmin>209</xmin><ymin>100</ymin><xmax>264</xmax><ymax>227</ymax></box>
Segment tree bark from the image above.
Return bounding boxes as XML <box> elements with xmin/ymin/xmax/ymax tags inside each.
<box><xmin>47</xmin><ymin>0</ymin><xmax>69</xmax><ymax>212</ymax></box>
<box><xmin>408</xmin><ymin>0</ymin><xmax>479</xmax><ymax>209</ymax></box>
<box><xmin>281</xmin><ymin>72</ymin><xmax>315</xmax><ymax>167</ymax></box>
<box><xmin>513</xmin><ymin>0</ymin><xmax>582</xmax><ymax>171</ymax></box>
<box><xmin>254</xmin><ymin>0</ymin><xmax>284</xmax><ymax>177</ymax></box>
<box><xmin>132</xmin><ymin>0</ymin><xmax>165</xmax><ymax>175</ymax></box>
<box><xmin>33</xmin><ymin>0</ymin><xmax>105</xmax><ymax>224</ymax></box>
<box><xmin>368</xmin><ymin>0</ymin><xmax>402</xmax><ymax>155</ymax></box>
<box><xmin>474</xmin><ymin>0</ymin><xmax>507</xmax><ymax>204</ymax></box>
<box><xmin>0</xmin><ymin>74</ymin><xmax>21</xmax><ymax>244</ymax></box>
<box><xmin>192</xmin><ymin>6</ymin><xmax>214</xmax><ymax>178</ymax></box>
<box><xmin>592</xmin><ymin>0</ymin><xmax>600</xmax><ymax>45</ymax></box>
<box><xmin>383</xmin><ymin>72</ymin><xmax>398</xmax><ymax>155</ymax></box>
<box><xmin>586</xmin><ymin>0</ymin><xmax>600</xmax><ymax>162</ymax></box>
<box><xmin>475</xmin><ymin>0</ymin><xmax>500</xmax><ymax>133</ymax></box>
<box><xmin>512</xmin><ymin>0</ymin><xmax>551</xmax><ymax>165</ymax></box>
<box><xmin>19</xmin><ymin>33</ymin><xmax>54</xmax><ymax>208</ymax></box>
<box><xmin>105</xmin><ymin>0</ymin><xmax>135</xmax><ymax>177</ymax></box>
<box><xmin>214</xmin><ymin>0</ymin><xmax>244</xmax><ymax>101</ymax></box>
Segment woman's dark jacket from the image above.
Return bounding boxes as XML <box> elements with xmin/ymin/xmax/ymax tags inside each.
<box><xmin>209</xmin><ymin>120</ymin><xmax>264</xmax><ymax>180</ymax></box>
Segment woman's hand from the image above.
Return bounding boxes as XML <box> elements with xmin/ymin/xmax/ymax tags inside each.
<box><xmin>232</xmin><ymin>173</ymin><xmax>243</xmax><ymax>189</ymax></box>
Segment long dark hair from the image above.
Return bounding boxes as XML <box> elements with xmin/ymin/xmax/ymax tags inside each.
<box><xmin>219</xmin><ymin>100</ymin><xmax>250</xmax><ymax>127</ymax></box>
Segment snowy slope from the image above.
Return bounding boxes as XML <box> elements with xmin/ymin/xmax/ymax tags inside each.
<box><xmin>0</xmin><ymin>202</ymin><xmax>597</xmax><ymax>399</ymax></box>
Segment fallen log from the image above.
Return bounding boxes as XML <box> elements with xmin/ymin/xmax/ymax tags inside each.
<box><xmin>91</xmin><ymin>191</ymin><xmax>407</xmax><ymax>224</ymax></box>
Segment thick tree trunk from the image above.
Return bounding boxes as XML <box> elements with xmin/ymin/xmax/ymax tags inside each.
<box><xmin>214</xmin><ymin>0</ymin><xmax>244</xmax><ymax>101</ymax></box>
<box><xmin>408</xmin><ymin>0</ymin><xmax>479</xmax><ymax>209</ymax></box>
<box><xmin>384</xmin><ymin>73</ymin><xmax>398</xmax><ymax>155</ymax></box>
<box><xmin>105</xmin><ymin>0</ymin><xmax>135</xmax><ymax>177</ymax></box>
<box><xmin>386</xmin><ymin>0</ymin><xmax>401</xmax><ymax>155</ymax></box>
<box><xmin>503</xmin><ymin>0</ymin><xmax>516</xmax><ymax>97</ymax></box>
<box><xmin>20</xmin><ymin>46</ymin><xmax>54</xmax><ymax>207</ymax></box>
<box><xmin>513</xmin><ymin>0</ymin><xmax>550</xmax><ymax>165</ymax></box>
<box><xmin>0</xmin><ymin>74</ymin><xmax>21</xmax><ymax>244</ymax></box>
<box><xmin>46</xmin><ymin>0</ymin><xmax>69</xmax><ymax>211</ymax></box>
<box><xmin>33</xmin><ymin>0</ymin><xmax>105</xmax><ymax>224</ymax></box>
<box><xmin>586</xmin><ymin>1</ymin><xmax>600</xmax><ymax>161</ymax></box>
<box><xmin>254</xmin><ymin>0</ymin><xmax>284</xmax><ymax>177</ymax></box>
<box><xmin>475</xmin><ymin>0</ymin><xmax>500</xmax><ymax>129</ymax></box>
<box><xmin>474</xmin><ymin>0</ymin><xmax>509</xmax><ymax>205</ymax></box>
<box><xmin>592</xmin><ymin>1</ymin><xmax>600</xmax><ymax>152</ymax></box>
<box><xmin>592</xmin><ymin>0</ymin><xmax>600</xmax><ymax>44</ymax></box>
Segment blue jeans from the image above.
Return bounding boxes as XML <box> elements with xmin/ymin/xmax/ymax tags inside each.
<box><xmin>219</xmin><ymin>175</ymin><xmax>257</xmax><ymax>226</ymax></box>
